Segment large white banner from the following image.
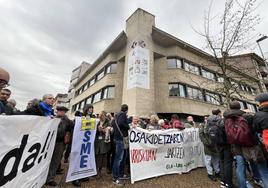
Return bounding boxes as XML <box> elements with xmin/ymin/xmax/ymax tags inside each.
<box><xmin>127</xmin><ymin>45</ymin><xmax>150</xmax><ymax>90</ymax></box>
<box><xmin>129</xmin><ymin>128</ymin><xmax>205</xmax><ymax>183</ymax></box>
<box><xmin>66</xmin><ymin>117</ymin><xmax>99</xmax><ymax>182</ymax></box>
<box><xmin>0</xmin><ymin>116</ymin><xmax>60</xmax><ymax>188</ymax></box>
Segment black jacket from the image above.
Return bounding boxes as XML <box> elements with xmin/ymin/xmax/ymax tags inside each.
<box><xmin>112</xmin><ymin>111</ymin><xmax>130</xmax><ymax>140</ymax></box>
<box><xmin>56</xmin><ymin>115</ymin><xmax>72</xmax><ymax>143</ymax></box>
<box><xmin>253</xmin><ymin>105</ymin><xmax>268</xmax><ymax>133</ymax></box>
<box><xmin>0</xmin><ymin>100</ymin><xmax>14</xmax><ymax>115</ymax></box>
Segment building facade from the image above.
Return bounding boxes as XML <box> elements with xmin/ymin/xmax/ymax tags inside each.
<box><xmin>53</xmin><ymin>93</ymin><xmax>68</xmax><ymax>109</ymax></box>
<box><xmin>69</xmin><ymin>9</ymin><xmax>266</xmax><ymax>121</ymax></box>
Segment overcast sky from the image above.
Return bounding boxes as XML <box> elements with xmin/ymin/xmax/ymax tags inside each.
<box><xmin>1</xmin><ymin>0</ymin><xmax>268</xmax><ymax>110</ymax></box>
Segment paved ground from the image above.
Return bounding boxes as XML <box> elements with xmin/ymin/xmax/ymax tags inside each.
<box><xmin>43</xmin><ymin>163</ymin><xmax>221</xmax><ymax>188</ymax></box>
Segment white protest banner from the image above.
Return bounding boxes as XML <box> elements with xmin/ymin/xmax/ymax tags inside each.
<box><xmin>129</xmin><ymin>127</ymin><xmax>205</xmax><ymax>183</ymax></box>
<box><xmin>0</xmin><ymin>116</ymin><xmax>60</xmax><ymax>188</ymax></box>
<box><xmin>66</xmin><ymin>117</ymin><xmax>99</xmax><ymax>182</ymax></box>
<box><xmin>127</xmin><ymin>45</ymin><xmax>150</xmax><ymax>90</ymax></box>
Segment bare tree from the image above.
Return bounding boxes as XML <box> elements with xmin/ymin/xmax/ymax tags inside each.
<box><xmin>193</xmin><ymin>0</ymin><xmax>261</xmax><ymax>106</ymax></box>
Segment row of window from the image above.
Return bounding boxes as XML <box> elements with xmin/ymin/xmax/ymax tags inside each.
<box><xmin>167</xmin><ymin>58</ymin><xmax>256</xmax><ymax>95</ymax></box>
<box><xmin>169</xmin><ymin>83</ymin><xmax>257</xmax><ymax>112</ymax></box>
<box><xmin>72</xmin><ymin>86</ymin><xmax>115</xmax><ymax>112</ymax></box>
<box><xmin>75</xmin><ymin>63</ymin><xmax>117</xmax><ymax>97</ymax></box>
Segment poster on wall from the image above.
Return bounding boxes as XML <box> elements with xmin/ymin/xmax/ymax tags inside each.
<box><xmin>127</xmin><ymin>40</ymin><xmax>150</xmax><ymax>90</ymax></box>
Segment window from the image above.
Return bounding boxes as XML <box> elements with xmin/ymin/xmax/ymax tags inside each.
<box><xmin>238</xmin><ymin>101</ymin><xmax>247</xmax><ymax>110</ymax></box>
<box><xmin>251</xmin><ymin>87</ymin><xmax>256</xmax><ymax>95</ymax></box>
<box><xmin>169</xmin><ymin>84</ymin><xmax>179</xmax><ymax>96</ymax></box>
<box><xmin>80</xmin><ymin>100</ymin><xmax>85</xmax><ymax>110</ymax></box>
<box><xmin>184</xmin><ymin>61</ymin><xmax>200</xmax><ymax>75</ymax></box>
<box><xmin>84</xmin><ymin>83</ymin><xmax>88</xmax><ymax>90</ymax></box>
<box><xmin>89</xmin><ymin>78</ymin><xmax>95</xmax><ymax>86</ymax></box>
<box><xmin>179</xmin><ymin>84</ymin><xmax>186</xmax><ymax>97</ymax></box>
<box><xmin>217</xmin><ymin>76</ymin><xmax>224</xmax><ymax>83</ymax></box>
<box><xmin>247</xmin><ymin>103</ymin><xmax>256</xmax><ymax>112</ymax></box>
<box><xmin>92</xmin><ymin>91</ymin><xmax>101</xmax><ymax>103</ymax></box>
<box><xmin>96</xmin><ymin>70</ymin><xmax>105</xmax><ymax>81</ymax></box>
<box><xmin>202</xmin><ymin>69</ymin><xmax>216</xmax><ymax>81</ymax></box>
<box><xmin>72</xmin><ymin>104</ymin><xmax>77</xmax><ymax>112</ymax></box>
<box><xmin>103</xmin><ymin>86</ymin><xmax>115</xmax><ymax>99</ymax></box>
<box><xmin>205</xmin><ymin>92</ymin><xmax>220</xmax><ymax>105</ymax></box>
<box><xmin>187</xmin><ymin>87</ymin><xmax>203</xmax><ymax>100</ymax></box>
<box><xmin>168</xmin><ymin>83</ymin><xmax>186</xmax><ymax>97</ymax></box>
<box><xmin>106</xmin><ymin>63</ymin><xmax>117</xmax><ymax>73</ymax></box>
<box><xmin>167</xmin><ymin>58</ymin><xmax>183</xmax><ymax>69</ymax></box>
<box><xmin>85</xmin><ymin>96</ymin><xmax>92</xmax><ymax>105</ymax></box>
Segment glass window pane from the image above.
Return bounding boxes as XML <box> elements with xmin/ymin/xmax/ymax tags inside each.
<box><xmin>167</xmin><ymin>59</ymin><xmax>177</xmax><ymax>69</ymax></box>
<box><xmin>107</xmin><ymin>87</ymin><xmax>115</xmax><ymax>98</ymax></box>
<box><xmin>169</xmin><ymin>84</ymin><xmax>179</xmax><ymax>96</ymax></box>
<box><xmin>110</xmin><ymin>63</ymin><xmax>117</xmax><ymax>73</ymax></box>
<box><xmin>93</xmin><ymin>91</ymin><xmax>101</xmax><ymax>103</ymax></box>
<box><xmin>97</xmin><ymin>70</ymin><xmax>105</xmax><ymax>80</ymax></box>
<box><xmin>179</xmin><ymin>84</ymin><xmax>186</xmax><ymax>97</ymax></box>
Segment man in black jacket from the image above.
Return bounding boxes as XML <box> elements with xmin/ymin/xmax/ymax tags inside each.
<box><xmin>112</xmin><ymin>104</ymin><xmax>130</xmax><ymax>186</ymax></box>
<box><xmin>46</xmin><ymin>106</ymin><xmax>72</xmax><ymax>186</ymax></box>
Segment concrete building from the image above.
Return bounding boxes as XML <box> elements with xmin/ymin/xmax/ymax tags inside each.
<box><xmin>53</xmin><ymin>93</ymin><xmax>68</xmax><ymax>109</ymax></box>
<box><xmin>69</xmin><ymin>9</ymin><xmax>266</xmax><ymax>121</ymax></box>
<box><xmin>66</xmin><ymin>61</ymin><xmax>91</xmax><ymax>113</ymax></box>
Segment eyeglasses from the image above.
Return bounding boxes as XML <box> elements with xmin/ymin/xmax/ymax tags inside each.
<box><xmin>0</xmin><ymin>79</ymin><xmax>9</xmax><ymax>88</ymax></box>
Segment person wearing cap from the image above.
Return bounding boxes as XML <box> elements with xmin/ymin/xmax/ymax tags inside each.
<box><xmin>0</xmin><ymin>67</ymin><xmax>10</xmax><ymax>114</ymax></box>
<box><xmin>46</xmin><ymin>106</ymin><xmax>72</xmax><ymax>186</ymax></box>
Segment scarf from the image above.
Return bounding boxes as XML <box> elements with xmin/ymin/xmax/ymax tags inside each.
<box><xmin>39</xmin><ymin>102</ymin><xmax>53</xmax><ymax>117</ymax></box>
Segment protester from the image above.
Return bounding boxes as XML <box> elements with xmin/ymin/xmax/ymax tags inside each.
<box><xmin>223</xmin><ymin>102</ymin><xmax>257</xmax><ymax>188</ymax></box>
<box><xmin>95</xmin><ymin>111</ymin><xmax>112</xmax><ymax>179</ymax></box>
<box><xmin>7</xmin><ymin>99</ymin><xmax>19</xmax><ymax>113</ymax></box>
<box><xmin>112</xmin><ymin>104</ymin><xmax>130</xmax><ymax>186</ymax></box>
<box><xmin>146</xmin><ymin>114</ymin><xmax>160</xmax><ymax>130</ymax></box>
<box><xmin>45</xmin><ymin>106</ymin><xmax>72</xmax><ymax>186</ymax></box>
<box><xmin>0</xmin><ymin>67</ymin><xmax>10</xmax><ymax>114</ymax></box>
<box><xmin>130</xmin><ymin>115</ymin><xmax>141</xmax><ymax>128</ymax></box>
<box><xmin>199</xmin><ymin>114</ymin><xmax>220</xmax><ymax>182</ymax></box>
<box><xmin>22</xmin><ymin>94</ymin><xmax>54</xmax><ymax>116</ymax></box>
<box><xmin>206</xmin><ymin>109</ymin><xmax>233</xmax><ymax>188</ymax></box>
<box><xmin>169</xmin><ymin>114</ymin><xmax>184</xmax><ymax>130</ymax></box>
<box><xmin>252</xmin><ymin>93</ymin><xmax>268</xmax><ymax>187</ymax></box>
<box><xmin>184</xmin><ymin>116</ymin><xmax>196</xmax><ymax>128</ymax></box>
<box><xmin>0</xmin><ymin>88</ymin><xmax>13</xmax><ymax>115</ymax></box>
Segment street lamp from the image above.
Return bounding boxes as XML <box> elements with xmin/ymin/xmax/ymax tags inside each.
<box><xmin>256</xmin><ymin>35</ymin><xmax>267</xmax><ymax>64</ymax></box>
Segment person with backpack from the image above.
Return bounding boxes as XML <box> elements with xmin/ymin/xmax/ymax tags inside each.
<box><xmin>199</xmin><ymin>114</ymin><xmax>220</xmax><ymax>182</ymax></box>
<box><xmin>206</xmin><ymin>108</ymin><xmax>233</xmax><ymax>188</ymax></box>
<box><xmin>253</xmin><ymin>93</ymin><xmax>268</xmax><ymax>187</ymax></box>
<box><xmin>223</xmin><ymin>101</ymin><xmax>258</xmax><ymax>188</ymax></box>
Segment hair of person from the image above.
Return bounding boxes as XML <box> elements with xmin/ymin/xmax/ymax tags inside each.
<box><xmin>1</xmin><ymin>88</ymin><xmax>11</xmax><ymax>93</ymax></box>
<box><xmin>150</xmin><ymin>114</ymin><xmax>159</xmax><ymax>125</ymax></box>
<box><xmin>171</xmin><ymin>114</ymin><xmax>178</xmax><ymax>119</ymax></box>
<box><xmin>83</xmin><ymin>104</ymin><xmax>94</xmax><ymax>116</ymax></box>
<box><xmin>212</xmin><ymin>109</ymin><xmax>221</xmax><ymax>115</ymax></box>
<box><xmin>42</xmin><ymin>94</ymin><xmax>53</xmax><ymax>101</ymax></box>
<box><xmin>158</xmin><ymin>119</ymin><xmax>165</xmax><ymax>125</ymax></box>
<box><xmin>229</xmin><ymin>101</ymin><xmax>241</xmax><ymax>110</ymax></box>
<box><xmin>8</xmin><ymin>99</ymin><xmax>16</xmax><ymax>105</ymax></box>
<box><xmin>121</xmin><ymin>104</ymin><xmax>128</xmax><ymax>112</ymax></box>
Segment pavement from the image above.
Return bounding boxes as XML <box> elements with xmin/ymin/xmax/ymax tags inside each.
<box><xmin>43</xmin><ymin>162</ymin><xmax>221</xmax><ymax>188</ymax></box>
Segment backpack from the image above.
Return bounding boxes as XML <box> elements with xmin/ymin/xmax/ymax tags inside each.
<box><xmin>207</xmin><ymin>119</ymin><xmax>226</xmax><ymax>145</ymax></box>
<box><xmin>224</xmin><ymin>116</ymin><xmax>255</xmax><ymax>147</ymax></box>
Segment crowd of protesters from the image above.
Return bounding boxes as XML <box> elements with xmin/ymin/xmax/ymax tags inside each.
<box><xmin>1</xmin><ymin>66</ymin><xmax>268</xmax><ymax>188</ymax></box>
